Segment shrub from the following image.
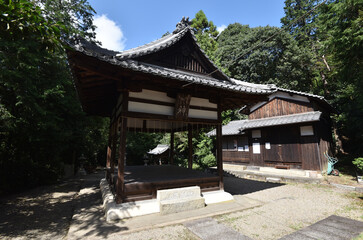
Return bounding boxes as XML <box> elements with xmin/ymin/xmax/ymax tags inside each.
<box><xmin>353</xmin><ymin>158</ymin><xmax>363</xmax><ymax>172</ymax></box>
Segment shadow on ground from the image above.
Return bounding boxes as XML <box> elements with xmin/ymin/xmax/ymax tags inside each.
<box><xmin>224</xmin><ymin>176</ymin><xmax>284</xmax><ymax>195</ymax></box>
<box><xmin>0</xmin><ymin>171</ymin><xmax>284</xmax><ymax>239</ymax></box>
<box><xmin>0</xmin><ymin>171</ymin><xmax>126</xmax><ymax>239</ymax></box>
<box><xmin>0</xmin><ymin>177</ymin><xmax>82</xmax><ymax>239</ymax></box>
<box><xmin>67</xmin><ymin>173</ymin><xmax>129</xmax><ymax>239</ymax></box>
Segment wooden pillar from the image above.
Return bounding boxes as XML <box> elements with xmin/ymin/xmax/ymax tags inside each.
<box><xmin>106</xmin><ymin>121</ymin><xmax>113</xmax><ymax>182</ymax></box>
<box><xmin>216</xmin><ymin>123</ymin><xmax>223</xmax><ymax>189</ymax></box>
<box><xmin>217</xmin><ymin>104</ymin><xmax>224</xmax><ymax>190</ymax></box>
<box><xmin>106</xmin><ymin>122</ymin><xmax>112</xmax><ymax>169</ymax></box>
<box><xmin>188</xmin><ymin>124</ymin><xmax>193</xmax><ymax>169</ymax></box>
<box><xmin>170</xmin><ymin>128</ymin><xmax>174</xmax><ymax>165</ymax></box>
<box><xmin>116</xmin><ymin>92</ymin><xmax>128</xmax><ymax>204</ymax></box>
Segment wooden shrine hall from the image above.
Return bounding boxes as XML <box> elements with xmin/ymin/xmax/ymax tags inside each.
<box><xmin>66</xmin><ymin>18</ymin><xmax>275</xmax><ymax>205</ymax></box>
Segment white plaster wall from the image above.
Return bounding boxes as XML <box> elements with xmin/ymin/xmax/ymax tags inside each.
<box><xmin>128</xmin><ymin>101</ymin><xmax>174</xmax><ymax>116</ymax></box>
<box><xmin>188</xmin><ymin>109</ymin><xmax>218</xmax><ymax>120</ymax></box>
<box><xmin>129</xmin><ymin>89</ymin><xmax>175</xmax><ymax>103</ymax></box>
<box><xmin>190</xmin><ymin>97</ymin><xmax>217</xmax><ymax>108</ymax></box>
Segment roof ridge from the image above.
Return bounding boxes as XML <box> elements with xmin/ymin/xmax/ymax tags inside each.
<box><xmin>230</xmin><ymin>78</ymin><xmax>277</xmax><ymax>90</ymax></box>
<box><xmin>276</xmin><ymin>87</ymin><xmax>324</xmax><ymax>100</ymax></box>
<box><xmin>116</xmin><ymin>27</ymin><xmax>189</xmax><ymax>60</ymax></box>
<box><xmin>246</xmin><ymin>111</ymin><xmax>321</xmax><ymax>122</ymax></box>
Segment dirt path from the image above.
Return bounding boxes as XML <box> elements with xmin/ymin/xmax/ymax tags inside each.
<box><xmin>0</xmin><ymin>173</ymin><xmax>361</xmax><ymax>240</ymax></box>
<box><xmin>0</xmin><ymin>176</ymin><xmax>83</xmax><ymax>240</ymax></box>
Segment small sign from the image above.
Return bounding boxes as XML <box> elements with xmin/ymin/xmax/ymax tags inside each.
<box><xmin>238</xmin><ymin>147</ymin><xmax>244</xmax><ymax>151</ymax></box>
<box><xmin>253</xmin><ymin>142</ymin><xmax>260</xmax><ymax>154</ymax></box>
<box><xmin>244</xmin><ymin>145</ymin><xmax>249</xmax><ymax>152</ymax></box>
<box><xmin>265</xmin><ymin>142</ymin><xmax>271</xmax><ymax>149</ymax></box>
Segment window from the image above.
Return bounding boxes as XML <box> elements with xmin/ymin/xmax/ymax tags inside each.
<box><xmin>223</xmin><ymin>137</ymin><xmax>248</xmax><ymax>151</ymax></box>
<box><xmin>252</xmin><ymin>130</ymin><xmax>261</xmax><ymax>138</ymax></box>
<box><xmin>300</xmin><ymin>126</ymin><xmax>314</xmax><ymax>136</ymax></box>
<box><xmin>237</xmin><ymin>136</ymin><xmax>249</xmax><ymax>152</ymax></box>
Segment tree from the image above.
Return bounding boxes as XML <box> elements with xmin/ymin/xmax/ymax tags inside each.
<box><xmin>216</xmin><ymin>23</ymin><xmax>313</xmax><ymax>91</ymax></box>
<box><xmin>281</xmin><ymin>0</ymin><xmax>363</xmax><ymax>157</ymax></box>
<box><xmin>0</xmin><ymin>0</ymin><xmax>107</xmax><ymax>193</ymax></box>
<box><xmin>191</xmin><ymin>10</ymin><xmax>219</xmax><ymax>61</ymax></box>
<box><xmin>281</xmin><ymin>0</ymin><xmax>323</xmax><ymax>46</ymax></box>
<box><xmin>318</xmin><ymin>0</ymin><xmax>363</xmax><ymax>156</ymax></box>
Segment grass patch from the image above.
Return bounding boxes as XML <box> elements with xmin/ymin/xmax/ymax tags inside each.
<box><xmin>353</xmin><ymin>232</ymin><xmax>363</xmax><ymax>240</ymax></box>
<box><xmin>289</xmin><ymin>222</ymin><xmax>304</xmax><ymax>231</ymax></box>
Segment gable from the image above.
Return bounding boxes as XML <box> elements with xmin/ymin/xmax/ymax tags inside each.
<box><xmin>134</xmin><ymin>30</ymin><xmax>229</xmax><ymax>81</ymax></box>
<box><xmin>249</xmin><ymin>97</ymin><xmax>314</xmax><ymax>120</ymax></box>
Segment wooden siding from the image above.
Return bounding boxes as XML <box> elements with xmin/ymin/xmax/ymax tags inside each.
<box><xmin>221</xmin><ymin>123</ymin><xmax>328</xmax><ymax>171</ymax></box>
<box><xmin>263</xmin><ymin>126</ymin><xmax>302</xmax><ymax>164</ymax></box>
<box><xmin>249</xmin><ymin>98</ymin><xmax>314</xmax><ymax>119</ymax></box>
<box><xmin>160</xmin><ymin>53</ymin><xmax>207</xmax><ymax>73</ymax></box>
<box><xmin>222</xmin><ymin>151</ymin><xmax>250</xmax><ymax>163</ymax></box>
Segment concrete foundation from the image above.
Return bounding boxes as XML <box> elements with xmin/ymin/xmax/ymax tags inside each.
<box><xmin>100</xmin><ymin>179</ymin><xmax>234</xmax><ymax>222</ymax></box>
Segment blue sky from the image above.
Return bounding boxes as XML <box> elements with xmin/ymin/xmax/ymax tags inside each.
<box><xmin>88</xmin><ymin>0</ymin><xmax>286</xmax><ymax>51</ymax></box>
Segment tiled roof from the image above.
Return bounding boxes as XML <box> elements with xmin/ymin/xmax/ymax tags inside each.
<box><xmin>276</xmin><ymin>88</ymin><xmax>325</xmax><ymax>100</ymax></box>
<box><xmin>207</xmin><ymin>119</ymin><xmax>248</xmax><ymax>136</ymax></box>
<box><xmin>69</xmin><ymin>38</ymin><xmax>276</xmax><ymax>94</ymax></box>
<box><xmin>208</xmin><ymin>111</ymin><xmax>322</xmax><ymax>136</ymax></box>
<box><xmin>115</xmin><ymin>28</ymin><xmax>189</xmax><ymax>60</ymax></box>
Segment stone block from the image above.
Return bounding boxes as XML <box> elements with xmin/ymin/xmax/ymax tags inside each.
<box><xmin>159</xmin><ymin>197</ymin><xmax>205</xmax><ymax>215</ymax></box>
<box><xmin>157</xmin><ymin>186</ymin><xmax>205</xmax><ymax>215</ymax></box>
<box><xmin>266</xmin><ymin>177</ymin><xmax>281</xmax><ymax>183</ymax></box>
<box><xmin>157</xmin><ymin>186</ymin><xmax>201</xmax><ymax>201</ymax></box>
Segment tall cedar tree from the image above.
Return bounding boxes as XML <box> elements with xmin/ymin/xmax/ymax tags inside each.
<box><xmin>281</xmin><ymin>0</ymin><xmax>363</xmax><ymax>157</ymax></box>
<box><xmin>216</xmin><ymin>23</ymin><xmax>313</xmax><ymax>92</ymax></box>
<box><xmin>0</xmin><ymin>0</ymin><xmax>108</xmax><ymax>193</ymax></box>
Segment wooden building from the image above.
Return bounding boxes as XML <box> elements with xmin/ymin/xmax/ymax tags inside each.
<box><xmin>209</xmin><ymin>84</ymin><xmax>335</xmax><ymax>172</ymax></box>
<box><xmin>66</xmin><ymin>18</ymin><xmax>275</xmax><ymax>204</ymax></box>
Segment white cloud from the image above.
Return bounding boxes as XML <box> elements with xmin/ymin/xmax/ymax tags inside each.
<box><xmin>93</xmin><ymin>15</ymin><xmax>126</xmax><ymax>51</ymax></box>
<box><xmin>217</xmin><ymin>24</ymin><xmax>227</xmax><ymax>33</ymax></box>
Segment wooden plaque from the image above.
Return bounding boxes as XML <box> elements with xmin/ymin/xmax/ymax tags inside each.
<box><xmin>174</xmin><ymin>93</ymin><xmax>191</xmax><ymax>120</ymax></box>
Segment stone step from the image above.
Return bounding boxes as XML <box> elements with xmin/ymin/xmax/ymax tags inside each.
<box><xmin>184</xmin><ymin>217</ymin><xmax>252</xmax><ymax>240</ymax></box>
<box><xmin>157</xmin><ymin>186</ymin><xmax>205</xmax><ymax>215</ymax></box>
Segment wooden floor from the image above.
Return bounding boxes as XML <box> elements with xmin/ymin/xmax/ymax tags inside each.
<box><xmin>114</xmin><ymin>165</ymin><xmax>220</xmax><ymax>202</ymax></box>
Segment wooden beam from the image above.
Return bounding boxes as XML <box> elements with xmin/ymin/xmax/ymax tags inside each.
<box><xmin>188</xmin><ymin>124</ymin><xmax>193</xmax><ymax>169</ymax></box>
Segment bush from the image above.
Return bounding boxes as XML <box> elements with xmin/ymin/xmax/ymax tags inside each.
<box><xmin>353</xmin><ymin>158</ymin><xmax>363</xmax><ymax>172</ymax></box>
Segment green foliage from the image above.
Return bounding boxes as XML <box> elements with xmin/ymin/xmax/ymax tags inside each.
<box><xmin>191</xmin><ymin>10</ymin><xmax>219</xmax><ymax>61</ymax></box>
<box><xmin>221</xmin><ymin>109</ymin><xmax>246</xmax><ymax>125</ymax></box>
<box><xmin>194</xmin><ymin>132</ymin><xmax>216</xmax><ymax>169</ymax></box>
<box><xmin>216</xmin><ymin>23</ymin><xmax>313</xmax><ymax>91</ymax></box>
<box><xmin>126</xmin><ymin>132</ymin><xmax>163</xmax><ymax>165</ymax></box>
<box><xmin>280</xmin><ymin>0</ymin><xmax>363</xmax><ymax>156</ymax></box>
<box><xmin>159</xmin><ymin>127</ymin><xmax>216</xmax><ymax>170</ymax></box>
<box><xmin>0</xmin><ymin>0</ymin><xmax>106</xmax><ymax>193</ymax></box>
<box><xmin>353</xmin><ymin>158</ymin><xmax>363</xmax><ymax>172</ymax></box>
<box><xmin>281</xmin><ymin>0</ymin><xmax>322</xmax><ymax>46</ymax></box>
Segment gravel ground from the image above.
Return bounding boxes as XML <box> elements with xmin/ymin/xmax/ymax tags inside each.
<box><xmin>108</xmin><ymin>225</ymin><xmax>199</xmax><ymax>240</ymax></box>
<box><xmin>0</xmin><ymin>178</ymin><xmax>82</xmax><ymax>240</ymax></box>
<box><xmin>216</xmin><ymin>178</ymin><xmax>363</xmax><ymax>240</ymax></box>
<box><xmin>0</xmin><ymin>173</ymin><xmax>361</xmax><ymax>240</ymax></box>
